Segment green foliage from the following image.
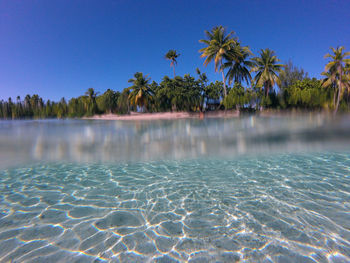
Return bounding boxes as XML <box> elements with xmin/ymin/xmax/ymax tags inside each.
<box><xmin>1</xmin><ymin>70</ymin><xmax>349</xmax><ymax>119</ymax></box>
<box><xmin>252</xmin><ymin>49</ymin><xmax>284</xmax><ymax>96</ymax></box>
<box><xmin>223</xmin><ymin>83</ymin><xmax>256</xmax><ymax>110</ymax></box>
<box><xmin>223</xmin><ymin>45</ymin><xmax>254</xmax><ymax>85</ymax></box>
<box><xmin>153</xmin><ymin>75</ymin><xmax>202</xmax><ymax>112</ymax></box>
<box><xmin>205</xmin><ymin>81</ymin><xmax>223</xmax><ymax>101</ymax></box>
<box><xmin>1</xmin><ymin>39</ymin><xmax>350</xmax><ymax>118</ymax></box>
<box><xmin>199</xmin><ymin>26</ymin><xmax>237</xmax><ymax>72</ymax></box>
<box><xmin>96</xmin><ymin>89</ymin><xmax>120</xmax><ymax>113</ymax></box>
<box><xmin>165</xmin><ymin>50</ymin><xmax>180</xmax><ymax>78</ymax></box>
<box><xmin>117</xmin><ymin>89</ymin><xmax>131</xmax><ymax>114</ymax></box>
<box><xmin>322</xmin><ymin>46</ymin><xmax>350</xmax><ymax>113</ymax></box>
<box><xmin>0</xmin><ymin>87</ymin><xmax>122</xmax><ymax>119</ymax></box>
<box><xmin>279</xmin><ymin>60</ymin><xmax>308</xmax><ymax>91</ymax></box>
<box><xmin>278</xmin><ymin>60</ymin><xmax>309</xmax><ymax>108</ymax></box>
<box><xmin>84</xmin><ymin>88</ymin><xmax>99</xmax><ymax>116</ymax></box>
<box><xmin>199</xmin><ymin>25</ymin><xmax>238</xmax><ymax>96</ymax></box>
<box><xmin>283</xmin><ymin>78</ymin><xmax>332</xmax><ymax>109</ymax></box>
<box><xmin>68</xmin><ymin>97</ymin><xmax>86</xmax><ymax>117</ymax></box>
<box><xmin>127</xmin><ymin>72</ymin><xmax>154</xmax><ymax>112</ymax></box>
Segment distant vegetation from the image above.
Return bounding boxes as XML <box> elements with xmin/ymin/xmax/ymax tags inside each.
<box><xmin>1</xmin><ymin>26</ymin><xmax>350</xmax><ymax>119</ymax></box>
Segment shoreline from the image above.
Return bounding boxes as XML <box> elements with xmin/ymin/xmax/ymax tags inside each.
<box><xmin>84</xmin><ymin>111</ymin><xmax>240</xmax><ymax>120</ymax></box>
<box><xmin>0</xmin><ymin>110</ymin><xmax>339</xmax><ymax>121</ymax></box>
<box><xmin>83</xmin><ymin>109</ymin><xmax>337</xmax><ymax>121</ymax></box>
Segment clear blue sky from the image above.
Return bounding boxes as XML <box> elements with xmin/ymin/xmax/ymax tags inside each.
<box><xmin>1</xmin><ymin>0</ymin><xmax>349</xmax><ymax>101</ymax></box>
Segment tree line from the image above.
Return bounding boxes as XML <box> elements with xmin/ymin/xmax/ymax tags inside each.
<box><xmin>1</xmin><ymin>26</ymin><xmax>350</xmax><ymax>119</ymax></box>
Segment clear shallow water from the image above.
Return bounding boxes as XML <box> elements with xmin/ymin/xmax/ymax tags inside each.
<box><xmin>1</xmin><ymin>116</ymin><xmax>350</xmax><ymax>262</ymax></box>
<box><xmin>1</xmin><ymin>115</ymin><xmax>350</xmax><ymax>167</ymax></box>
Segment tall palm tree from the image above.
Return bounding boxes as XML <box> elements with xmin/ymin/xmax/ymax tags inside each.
<box><xmin>321</xmin><ymin>69</ymin><xmax>338</xmax><ymax>109</ymax></box>
<box><xmin>345</xmin><ymin>63</ymin><xmax>350</xmax><ymax>105</ymax></box>
<box><xmin>345</xmin><ymin>63</ymin><xmax>350</xmax><ymax>75</ymax></box>
<box><xmin>85</xmin><ymin>88</ymin><xmax>98</xmax><ymax>100</ymax></box>
<box><xmin>322</xmin><ymin>46</ymin><xmax>350</xmax><ymax>114</ymax></box>
<box><xmin>199</xmin><ymin>25</ymin><xmax>237</xmax><ymax>97</ymax></box>
<box><xmin>251</xmin><ymin>48</ymin><xmax>284</xmax><ymax>96</ymax></box>
<box><xmin>223</xmin><ymin>45</ymin><xmax>254</xmax><ymax>85</ymax></box>
<box><xmin>165</xmin><ymin>50</ymin><xmax>180</xmax><ymax>78</ymax></box>
<box><xmin>345</xmin><ymin>62</ymin><xmax>350</xmax><ymax>92</ymax></box>
<box><xmin>24</xmin><ymin>95</ymin><xmax>30</xmax><ymax>106</ymax></box>
<box><xmin>127</xmin><ymin>72</ymin><xmax>154</xmax><ymax>112</ymax></box>
<box><xmin>84</xmin><ymin>88</ymin><xmax>99</xmax><ymax>115</ymax></box>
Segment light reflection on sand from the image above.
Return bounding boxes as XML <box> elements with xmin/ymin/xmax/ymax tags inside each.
<box><xmin>0</xmin><ymin>153</ymin><xmax>350</xmax><ymax>262</ymax></box>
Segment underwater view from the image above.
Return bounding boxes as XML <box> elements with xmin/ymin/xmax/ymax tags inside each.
<box><xmin>1</xmin><ymin>116</ymin><xmax>350</xmax><ymax>262</ymax></box>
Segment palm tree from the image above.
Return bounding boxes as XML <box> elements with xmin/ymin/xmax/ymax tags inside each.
<box><xmin>345</xmin><ymin>63</ymin><xmax>350</xmax><ymax>105</ymax></box>
<box><xmin>345</xmin><ymin>63</ymin><xmax>350</xmax><ymax>75</ymax></box>
<box><xmin>196</xmin><ymin>68</ymin><xmax>208</xmax><ymax>112</ymax></box>
<box><xmin>165</xmin><ymin>50</ymin><xmax>180</xmax><ymax>78</ymax></box>
<box><xmin>321</xmin><ymin>69</ymin><xmax>337</xmax><ymax>109</ymax></box>
<box><xmin>85</xmin><ymin>88</ymin><xmax>99</xmax><ymax>100</ymax></box>
<box><xmin>24</xmin><ymin>95</ymin><xmax>30</xmax><ymax>107</ymax></box>
<box><xmin>199</xmin><ymin>25</ymin><xmax>237</xmax><ymax>97</ymax></box>
<box><xmin>127</xmin><ymin>72</ymin><xmax>154</xmax><ymax>112</ymax></box>
<box><xmin>223</xmin><ymin>45</ymin><xmax>254</xmax><ymax>85</ymax></box>
<box><xmin>251</xmin><ymin>48</ymin><xmax>284</xmax><ymax>96</ymax></box>
<box><xmin>84</xmin><ymin>88</ymin><xmax>99</xmax><ymax>115</ymax></box>
<box><xmin>322</xmin><ymin>46</ymin><xmax>350</xmax><ymax>114</ymax></box>
<box><xmin>346</xmin><ymin>62</ymin><xmax>350</xmax><ymax>92</ymax></box>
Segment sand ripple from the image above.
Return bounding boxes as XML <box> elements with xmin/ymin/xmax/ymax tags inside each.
<box><xmin>0</xmin><ymin>152</ymin><xmax>350</xmax><ymax>262</ymax></box>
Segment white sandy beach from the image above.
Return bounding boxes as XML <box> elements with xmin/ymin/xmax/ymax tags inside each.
<box><xmin>85</xmin><ymin>111</ymin><xmax>239</xmax><ymax>120</ymax></box>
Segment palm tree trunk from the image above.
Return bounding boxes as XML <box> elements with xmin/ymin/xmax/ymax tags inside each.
<box><xmin>334</xmin><ymin>85</ymin><xmax>341</xmax><ymax>114</ymax></box>
<box><xmin>220</xmin><ymin>61</ymin><xmax>227</xmax><ymax>97</ymax></box>
<box><xmin>266</xmin><ymin>82</ymin><xmax>270</xmax><ymax>97</ymax></box>
<box><xmin>221</xmin><ymin>70</ymin><xmax>227</xmax><ymax>97</ymax></box>
<box><xmin>334</xmin><ymin>68</ymin><xmax>343</xmax><ymax>115</ymax></box>
<box><xmin>173</xmin><ymin>65</ymin><xmax>176</xmax><ymax>79</ymax></box>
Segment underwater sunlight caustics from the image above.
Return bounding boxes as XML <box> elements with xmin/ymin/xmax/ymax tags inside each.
<box><xmin>1</xmin><ymin>116</ymin><xmax>350</xmax><ymax>262</ymax></box>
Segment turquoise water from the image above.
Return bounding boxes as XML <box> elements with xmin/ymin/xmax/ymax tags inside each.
<box><xmin>1</xmin><ymin>116</ymin><xmax>350</xmax><ymax>262</ymax></box>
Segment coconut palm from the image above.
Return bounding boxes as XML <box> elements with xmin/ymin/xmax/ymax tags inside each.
<box><xmin>345</xmin><ymin>63</ymin><xmax>350</xmax><ymax>74</ymax></box>
<box><xmin>223</xmin><ymin>45</ymin><xmax>254</xmax><ymax>85</ymax></box>
<box><xmin>85</xmin><ymin>88</ymin><xmax>98</xmax><ymax>100</ymax></box>
<box><xmin>84</xmin><ymin>88</ymin><xmax>99</xmax><ymax>115</ymax></box>
<box><xmin>251</xmin><ymin>48</ymin><xmax>284</xmax><ymax>96</ymax></box>
<box><xmin>199</xmin><ymin>26</ymin><xmax>237</xmax><ymax>97</ymax></box>
<box><xmin>321</xmin><ymin>68</ymin><xmax>338</xmax><ymax>108</ymax></box>
<box><xmin>127</xmin><ymin>72</ymin><xmax>154</xmax><ymax>112</ymax></box>
<box><xmin>322</xmin><ymin>46</ymin><xmax>350</xmax><ymax>114</ymax></box>
<box><xmin>345</xmin><ymin>63</ymin><xmax>350</xmax><ymax>91</ymax></box>
<box><xmin>346</xmin><ymin>63</ymin><xmax>350</xmax><ymax>104</ymax></box>
<box><xmin>165</xmin><ymin>50</ymin><xmax>180</xmax><ymax>78</ymax></box>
